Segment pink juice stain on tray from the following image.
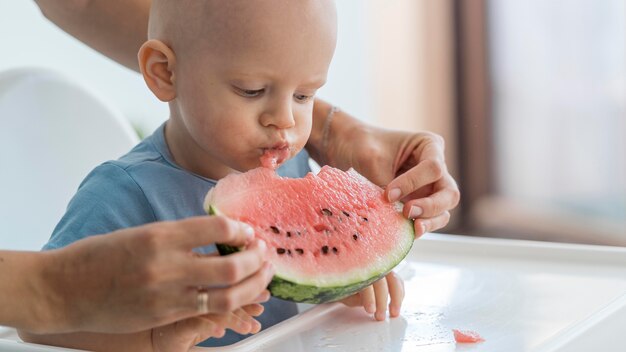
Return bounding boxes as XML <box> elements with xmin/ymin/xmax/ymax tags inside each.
<box><xmin>453</xmin><ymin>329</ymin><xmax>485</xmax><ymax>343</ymax></box>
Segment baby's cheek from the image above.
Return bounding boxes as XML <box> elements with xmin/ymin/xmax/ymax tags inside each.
<box><xmin>296</xmin><ymin>124</ymin><xmax>313</xmax><ymax>149</ymax></box>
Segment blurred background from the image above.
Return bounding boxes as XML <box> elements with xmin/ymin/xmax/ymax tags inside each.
<box><xmin>1</xmin><ymin>0</ymin><xmax>624</xmax><ymax>246</ymax></box>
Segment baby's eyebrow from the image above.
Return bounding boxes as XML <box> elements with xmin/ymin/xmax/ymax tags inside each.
<box><xmin>300</xmin><ymin>77</ymin><xmax>327</xmax><ymax>89</ymax></box>
<box><xmin>227</xmin><ymin>71</ymin><xmax>327</xmax><ymax>89</ymax></box>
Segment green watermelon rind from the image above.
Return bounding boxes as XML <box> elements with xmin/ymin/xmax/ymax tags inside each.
<box><xmin>208</xmin><ymin>205</ymin><xmax>415</xmax><ymax>304</ymax></box>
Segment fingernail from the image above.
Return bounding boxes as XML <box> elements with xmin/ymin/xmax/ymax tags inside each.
<box><xmin>388</xmin><ymin>188</ymin><xmax>402</xmax><ymax>202</ymax></box>
<box><xmin>214</xmin><ymin>327</ymin><xmax>226</xmax><ymax>337</ymax></box>
<box><xmin>257</xmin><ymin>239</ymin><xmax>267</xmax><ymax>251</ymax></box>
<box><xmin>366</xmin><ymin>304</ymin><xmax>375</xmax><ymax>313</ymax></box>
<box><xmin>243</xmin><ymin>224</ymin><xmax>255</xmax><ymax>239</ymax></box>
<box><xmin>421</xmin><ymin>223</ymin><xmax>427</xmax><ymax>234</ymax></box>
<box><xmin>251</xmin><ymin>321</ymin><xmax>262</xmax><ymax>334</ymax></box>
<box><xmin>409</xmin><ymin>206</ymin><xmax>423</xmax><ymax>219</ymax></box>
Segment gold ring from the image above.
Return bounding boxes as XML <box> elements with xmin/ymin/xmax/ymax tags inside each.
<box><xmin>197</xmin><ymin>290</ymin><xmax>209</xmax><ymax>314</ymax></box>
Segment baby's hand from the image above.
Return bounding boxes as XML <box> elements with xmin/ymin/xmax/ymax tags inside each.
<box><xmin>151</xmin><ymin>302</ymin><xmax>265</xmax><ymax>351</ymax></box>
<box><xmin>339</xmin><ymin>272</ymin><xmax>404</xmax><ymax>321</ymax></box>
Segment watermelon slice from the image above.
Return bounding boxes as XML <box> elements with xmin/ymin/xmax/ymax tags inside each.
<box><xmin>204</xmin><ymin>166</ymin><xmax>414</xmax><ymax>303</ymax></box>
<box><xmin>453</xmin><ymin>329</ymin><xmax>485</xmax><ymax>343</ymax></box>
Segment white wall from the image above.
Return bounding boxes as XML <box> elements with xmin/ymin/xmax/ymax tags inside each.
<box><xmin>0</xmin><ymin>1</ymin><xmax>374</xmax><ymax>135</ymax></box>
<box><xmin>0</xmin><ymin>2</ymin><xmax>166</xmax><ymax>134</ymax></box>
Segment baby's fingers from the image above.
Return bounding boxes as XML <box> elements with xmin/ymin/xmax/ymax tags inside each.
<box><xmin>201</xmin><ymin>311</ymin><xmax>250</xmax><ymax>335</ymax></box>
<box><xmin>233</xmin><ymin>307</ymin><xmax>262</xmax><ymax>334</ymax></box>
<box><xmin>373</xmin><ymin>279</ymin><xmax>389</xmax><ymax>321</ymax></box>
<box><xmin>386</xmin><ymin>272</ymin><xmax>404</xmax><ymax>317</ymax></box>
<box><xmin>360</xmin><ymin>285</ymin><xmax>376</xmax><ymax>314</ymax></box>
<box><xmin>339</xmin><ymin>293</ymin><xmax>363</xmax><ymax>307</ymax></box>
<box><xmin>241</xmin><ymin>303</ymin><xmax>265</xmax><ymax>317</ymax></box>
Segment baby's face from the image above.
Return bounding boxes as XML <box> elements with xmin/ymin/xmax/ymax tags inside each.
<box><xmin>163</xmin><ymin>0</ymin><xmax>337</xmax><ymax>179</ymax></box>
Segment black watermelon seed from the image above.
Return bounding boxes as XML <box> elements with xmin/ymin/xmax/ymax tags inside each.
<box><xmin>297</xmin><ymin>231</ymin><xmax>302</xmax><ymax>236</ymax></box>
<box><xmin>362</xmin><ymin>217</ymin><xmax>369</xmax><ymax>222</ymax></box>
<box><xmin>342</xmin><ymin>211</ymin><xmax>350</xmax><ymax>217</ymax></box>
<box><xmin>332</xmin><ymin>247</ymin><xmax>338</xmax><ymax>253</ymax></box>
<box><xmin>353</xmin><ymin>233</ymin><xmax>359</xmax><ymax>240</ymax></box>
<box><xmin>322</xmin><ymin>246</ymin><xmax>329</xmax><ymax>254</ymax></box>
<box><xmin>287</xmin><ymin>249</ymin><xmax>292</xmax><ymax>255</ymax></box>
<box><xmin>295</xmin><ymin>248</ymin><xmax>304</xmax><ymax>255</ymax></box>
<box><xmin>321</xmin><ymin>208</ymin><xmax>333</xmax><ymax>216</ymax></box>
<box><xmin>270</xmin><ymin>226</ymin><xmax>280</xmax><ymax>234</ymax></box>
<box><xmin>287</xmin><ymin>231</ymin><xmax>292</xmax><ymax>237</ymax></box>
<box><xmin>277</xmin><ymin>248</ymin><xmax>286</xmax><ymax>254</ymax></box>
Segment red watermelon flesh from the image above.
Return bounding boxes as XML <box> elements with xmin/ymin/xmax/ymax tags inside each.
<box><xmin>453</xmin><ymin>329</ymin><xmax>485</xmax><ymax>343</ymax></box>
<box><xmin>204</xmin><ymin>166</ymin><xmax>414</xmax><ymax>303</ymax></box>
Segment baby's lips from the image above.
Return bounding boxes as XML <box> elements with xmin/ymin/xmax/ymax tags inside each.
<box><xmin>260</xmin><ymin>145</ymin><xmax>291</xmax><ymax>169</ymax></box>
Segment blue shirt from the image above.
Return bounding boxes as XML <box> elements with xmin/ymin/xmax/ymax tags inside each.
<box><xmin>45</xmin><ymin>123</ymin><xmax>310</xmax><ymax>346</ymax></box>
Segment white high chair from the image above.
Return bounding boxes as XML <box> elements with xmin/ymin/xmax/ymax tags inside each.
<box><xmin>0</xmin><ymin>67</ymin><xmax>139</xmax><ymax>251</ymax></box>
<box><xmin>0</xmin><ymin>68</ymin><xmax>139</xmax><ymax>350</ymax></box>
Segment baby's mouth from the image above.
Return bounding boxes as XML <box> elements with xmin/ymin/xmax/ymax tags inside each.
<box><xmin>260</xmin><ymin>144</ymin><xmax>291</xmax><ymax>170</ymax></box>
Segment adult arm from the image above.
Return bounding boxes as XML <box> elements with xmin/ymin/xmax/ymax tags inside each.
<box><xmin>34</xmin><ymin>0</ymin><xmax>150</xmax><ymax>71</ymax></box>
<box><xmin>2</xmin><ymin>217</ymin><xmax>273</xmax><ymax>334</ymax></box>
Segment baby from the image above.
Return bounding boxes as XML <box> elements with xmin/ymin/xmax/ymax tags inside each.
<box><xmin>22</xmin><ymin>0</ymin><xmax>404</xmax><ymax>350</ymax></box>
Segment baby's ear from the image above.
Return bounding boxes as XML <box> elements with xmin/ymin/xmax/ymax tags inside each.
<box><xmin>138</xmin><ymin>39</ymin><xmax>177</xmax><ymax>102</ymax></box>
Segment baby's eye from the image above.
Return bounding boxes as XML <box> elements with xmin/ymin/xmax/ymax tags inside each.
<box><xmin>294</xmin><ymin>93</ymin><xmax>313</xmax><ymax>103</ymax></box>
<box><xmin>237</xmin><ymin>88</ymin><xmax>265</xmax><ymax>98</ymax></box>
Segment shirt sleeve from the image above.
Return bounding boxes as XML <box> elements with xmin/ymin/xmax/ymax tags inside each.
<box><xmin>43</xmin><ymin>162</ymin><xmax>157</xmax><ymax>250</ymax></box>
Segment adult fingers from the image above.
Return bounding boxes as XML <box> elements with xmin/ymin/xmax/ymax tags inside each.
<box><xmin>385</xmin><ymin>158</ymin><xmax>445</xmax><ymax>203</ymax></box>
<box><xmin>414</xmin><ymin>211</ymin><xmax>451</xmax><ymax>237</ymax></box>
<box><xmin>176</xmin><ymin>262</ymin><xmax>273</xmax><ymax>318</ymax></box>
<box><xmin>373</xmin><ymin>279</ymin><xmax>389</xmax><ymax>321</ymax></box>
<box><xmin>169</xmin><ymin>216</ymin><xmax>255</xmax><ymax>250</ymax></box>
<box><xmin>206</xmin><ymin>262</ymin><xmax>275</xmax><ymax>314</ymax></box>
<box><xmin>386</xmin><ymin>272</ymin><xmax>404</xmax><ymax>318</ymax></box>
<box><xmin>402</xmin><ymin>177</ymin><xmax>460</xmax><ymax>220</ymax></box>
<box><xmin>186</xmin><ymin>239</ymin><xmax>268</xmax><ymax>286</ymax></box>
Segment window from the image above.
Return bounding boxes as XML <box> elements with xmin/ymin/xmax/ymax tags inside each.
<box><xmin>454</xmin><ymin>0</ymin><xmax>626</xmax><ymax>245</ymax></box>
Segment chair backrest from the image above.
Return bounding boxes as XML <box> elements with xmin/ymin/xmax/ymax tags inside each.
<box><xmin>0</xmin><ymin>68</ymin><xmax>140</xmax><ymax>250</ymax></box>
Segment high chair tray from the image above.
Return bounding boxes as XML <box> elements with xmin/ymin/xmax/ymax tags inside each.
<box><xmin>2</xmin><ymin>234</ymin><xmax>625</xmax><ymax>351</ymax></box>
<box><xmin>194</xmin><ymin>233</ymin><xmax>626</xmax><ymax>352</ymax></box>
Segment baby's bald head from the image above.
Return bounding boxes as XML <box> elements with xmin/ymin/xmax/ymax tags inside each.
<box><xmin>139</xmin><ymin>0</ymin><xmax>337</xmax><ymax>178</ymax></box>
<box><xmin>148</xmin><ymin>0</ymin><xmax>337</xmax><ymax>58</ymax></box>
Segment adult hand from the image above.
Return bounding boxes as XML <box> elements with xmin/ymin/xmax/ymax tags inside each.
<box><xmin>324</xmin><ymin>113</ymin><xmax>460</xmax><ymax>237</ymax></box>
<box><xmin>33</xmin><ymin>216</ymin><xmax>273</xmax><ymax>334</ymax></box>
